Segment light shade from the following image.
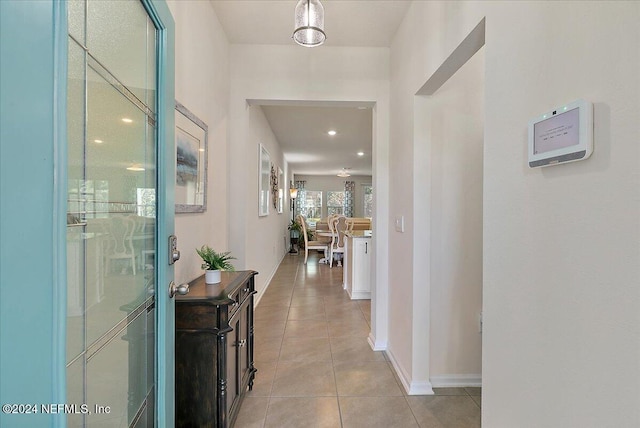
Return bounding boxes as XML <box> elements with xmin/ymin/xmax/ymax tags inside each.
<box><xmin>293</xmin><ymin>0</ymin><xmax>326</xmax><ymax>47</ymax></box>
<box><xmin>289</xmin><ymin>187</ymin><xmax>298</xmax><ymax>199</ymax></box>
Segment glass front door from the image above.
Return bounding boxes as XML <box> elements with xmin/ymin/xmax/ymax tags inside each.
<box><xmin>66</xmin><ymin>1</ymin><xmax>158</xmax><ymax>426</ymax></box>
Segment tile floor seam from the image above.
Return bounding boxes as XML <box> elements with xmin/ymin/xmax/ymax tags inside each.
<box><xmin>239</xmin><ymin>253</ymin><xmax>481</xmax><ymax>427</ymax></box>
<box><xmin>402</xmin><ymin>393</ymin><xmax>423</xmax><ymax>428</ymax></box>
<box><xmin>332</xmin><ymin>349</ymin><xmax>345</xmax><ymax>427</ymax></box>
<box><xmin>261</xmin><ymin>257</ymin><xmax>297</xmax><ymax>428</ymax></box>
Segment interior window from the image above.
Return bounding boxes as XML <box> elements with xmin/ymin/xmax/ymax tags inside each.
<box><xmin>301</xmin><ymin>190</ymin><xmax>322</xmax><ymax>219</ymax></box>
<box><xmin>327</xmin><ymin>191</ymin><xmax>345</xmax><ymax>216</ymax></box>
<box><xmin>363</xmin><ymin>185</ymin><xmax>373</xmax><ymax>218</ymax></box>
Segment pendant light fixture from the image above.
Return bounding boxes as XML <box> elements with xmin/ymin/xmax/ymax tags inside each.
<box><xmin>293</xmin><ymin>0</ymin><xmax>326</xmax><ymax>47</ymax></box>
<box><xmin>337</xmin><ymin>168</ymin><xmax>351</xmax><ymax>178</ymax></box>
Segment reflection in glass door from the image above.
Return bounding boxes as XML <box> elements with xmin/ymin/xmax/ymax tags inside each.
<box><xmin>66</xmin><ymin>1</ymin><xmax>158</xmax><ymax>426</ymax></box>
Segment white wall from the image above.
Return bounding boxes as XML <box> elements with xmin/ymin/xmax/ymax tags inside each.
<box><xmin>294</xmin><ymin>174</ymin><xmax>373</xmax><ymax>219</ymax></box>
<box><xmin>244</xmin><ymin>105</ymin><xmax>290</xmax><ymax>298</ymax></box>
<box><xmin>427</xmin><ymin>47</ymin><xmax>484</xmax><ymax>382</ymax></box>
<box><xmin>228</xmin><ymin>44</ymin><xmax>391</xmax><ymax>350</ymax></box>
<box><xmin>166</xmin><ymin>0</ymin><xmax>230</xmax><ymax>284</ymax></box>
<box><xmin>390</xmin><ymin>0</ymin><xmax>640</xmax><ymax>425</ymax></box>
<box><xmin>482</xmin><ymin>3</ymin><xmax>640</xmax><ymax>426</ymax></box>
<box><xmin>390</xmin><ymin>0</ymin><xmax>467</xmax><ymax>393</ymax></box>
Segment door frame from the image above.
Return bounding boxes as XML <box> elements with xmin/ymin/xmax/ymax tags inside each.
<box><xmin>0</xmin><ymin>0</ymin><xmax>175</xmax><ymax>426</ymax></box>
<box><xmin>0</xmin><ymin>1</ymin><xmax>69</xmax><ymax>426</ymax></box>
<box><xmin>143</xmin><ymin>0</ymin><xmax>176</xmax><ymax>426</ymax></box>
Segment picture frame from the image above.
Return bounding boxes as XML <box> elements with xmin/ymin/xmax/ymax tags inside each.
<box><xmin>259</xmin><ymin>144</ymin><xmax>270</xmax><ymax>216</ymax></box>
<box><xmin>277</xmin><ymin>167</ymin><xmax>284</xmax><ymax>214</ymax></box>
<box><xmin>175</xmin><ymin>101</ymin><xmax>208</xmax><ymax>213</ymax></box>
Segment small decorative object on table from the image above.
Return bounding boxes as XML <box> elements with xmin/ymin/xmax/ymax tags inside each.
<box><xmin>196</xmin><ymin>245</ymin><xmax>236</xmax><ymax>284</ymax></box>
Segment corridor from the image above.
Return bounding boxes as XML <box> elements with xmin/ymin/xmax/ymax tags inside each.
<box><xmin>235</xmin><ymin>252</ymin><xmax>481</xmax><ymax>427</ymax></box>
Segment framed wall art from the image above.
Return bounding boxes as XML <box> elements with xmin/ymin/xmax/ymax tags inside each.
<box><xmin>277</xmin><ymin>167</ymin><xmax>284</xmax><ymax>214</ymax></box>
<box><xmin>258</xmin><ymin>144</ymin><xmax>270</xmax><ymax>216</ymax></box>
<box><xmin>175</xmin><ymin>101</ymin><xmax>208</xmax><ymax>213</ymax></box>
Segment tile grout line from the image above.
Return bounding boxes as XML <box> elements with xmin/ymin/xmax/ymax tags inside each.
<box><xmin>326</xmin><ymin>294</ymin><xmax>345</xmax><ymax>428</ymax></box>
<box><xmin>244</xmin><ymin>254</ymin><xmax>481</xmax><ymax>427</ymax></box>
<box><xmin>261</xmin><ymin>257</ymin><xmax>299</xmax><ymax>427</ymax></box>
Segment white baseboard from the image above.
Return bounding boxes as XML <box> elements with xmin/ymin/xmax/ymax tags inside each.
<box><xmin>385</xmin><ymin>349</ymin><xmax>434</xmax><ymax>395</ymax></box>
<box><xmin>254</xmin><ymin>251</ymin><xmax>287</xmax><ymax>307</ymax></box>
<box><xmin>349</xmin><ymin>291</ymin><xmax>371</xmax><ymax>299</ymax></box>
<box><xmin>430</xmin><ymin>374</ymin><xmax>482</xmax><ymax>388</ymax></box>
<box><xmin>367</xmin><ymin>333</ymin><xmax>387</xmax><ymax>351</ymax></box>
<box><xmin>407</xmin><ymin>381</ymin><xmax>435</xmax><ymax>395</ymax></box>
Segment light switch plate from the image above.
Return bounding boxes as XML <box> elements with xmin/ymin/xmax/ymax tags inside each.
<box><xmin>395</xmin><ymin>216</ymin><xmax>404</xmax><ymax>233</ymax></box>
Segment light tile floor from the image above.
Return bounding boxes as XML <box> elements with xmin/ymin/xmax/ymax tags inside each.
<box><xmin>235</xmin><ymin>252</ymin><xmax>481</xmax><ymax>428</ymax></box>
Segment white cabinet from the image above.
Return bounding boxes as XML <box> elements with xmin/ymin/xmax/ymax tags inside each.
<box><xmin>344</xmin><ymin>235</ymin><xmax>371</xmax><ymax>300</ymax></box>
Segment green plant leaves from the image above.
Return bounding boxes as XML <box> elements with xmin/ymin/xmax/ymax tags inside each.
<box><xmin>196</xmin><ymin>245</ymin><xmax>236</xmax><ymax>271</ymax></box>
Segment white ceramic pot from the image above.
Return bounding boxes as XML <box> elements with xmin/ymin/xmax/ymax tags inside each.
<box><xmin>205</xmin><ymin>269</ymin><xmax>221</xmax><ymax>284</ymax></box>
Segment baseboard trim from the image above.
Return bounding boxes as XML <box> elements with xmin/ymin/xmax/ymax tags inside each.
<box><xmin>254</xmin><ymin>251</ymin><xmax>287</xmax><ymax>307</ymax></box>
<box><xmin>349</xmin><ymin>291</ymin><xmax>371</xmax><ymax>299</ymax></box>
<box><xmin>430</xmin><ymin>374</ymin><xmax>482</xmax><ymax>388</ymax></box>
<box><xmin>385</xmin><ymin>349</ymin><xmax>434</xmax><ymax>395</ymax></box>
<box><xmin>367</xmin><ymin>333</ymin><xmax>386</xmax><ymax>351</ymax></box>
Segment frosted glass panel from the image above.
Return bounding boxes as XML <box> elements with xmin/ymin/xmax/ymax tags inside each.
<box><xmin>87</xmin><ymin>0</ymin><xmax>156</xmax><ymax>112</ymax></box>
<box><xmin>84</xmin><ymin>67</ymin><xmax>155</xmax><ymax>346</ymax></box>
<box><xmin>66</xmin><ymin>0</ymin><xmax>157</xmax><ymax>424</ymax></box>
<box><xmin>86</xmin><ymin>313</ymin><xmax>148</xmax><ymax>426</ymax></box>
<box><xmin>68</xmin><ymin>0</ymin><xmax>86</xmax><ymax>44</ymax></box>
<box><xmin>66</xmin><ymin>358</ymin><xmax>84</xmax><ymax>427</ymax></box>
<box><xmin>67</xmin><ymin>39</ymin><xmax>86</xmax><ymax>362</ymax></box>
<box><xmin>87</xmin><ymin>318</ymin><xmax>136</xmax><ymax>428</ymax></box>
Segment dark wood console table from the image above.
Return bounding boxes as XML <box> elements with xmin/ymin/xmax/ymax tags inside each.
<box><xmin>175</xmin><ymin>270</ymin><xmax>257</xmax><ymax>428</ymax></box>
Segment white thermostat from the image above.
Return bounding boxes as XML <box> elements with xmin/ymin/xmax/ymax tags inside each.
<box><xmin>528</xmin><ymin>99</ymin><xmax>593</xmax><ymax>167</ymax></box>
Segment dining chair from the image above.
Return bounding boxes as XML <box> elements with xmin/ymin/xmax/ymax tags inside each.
<box><xmin>346</xmin><ymin>217</ymin><xmax>355</xmax><ymax>233</ymax></box>
<box><xmin>329</xmin><ymin>215</ymin><xmax>348</xmax><ymax>268</ymax></box>
<box><xmin>104</xmin><ymin>215</ymin><xmax>137</xmax><ymax>275</ymax></box>
<box><xmin>297</xmin><ymin>215</ymin><xmax>328</xmax><ymax>265</ymax></box>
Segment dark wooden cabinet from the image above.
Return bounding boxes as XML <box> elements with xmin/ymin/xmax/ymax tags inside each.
<box><xmin>175</xmin><ymin>270</ymin><xmax>257</xmax><ymax>428</ymax></box>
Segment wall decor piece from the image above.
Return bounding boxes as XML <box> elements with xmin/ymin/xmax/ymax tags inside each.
<box><xmin>271</xmin><ymin>163</ymin><xmax>279</xmax><ymax>210</ymax></box>
<box><xmin>175</xmin><ymin>101</ymin><xmax>208</xmax><ymax>213</ymax></box>
<box><xmin>277</xmin><ymin>167</ymin><xmax>284</xmax><ymax>214</ymax></box>
<box><xmin>258</xmin><ymin>144</ymin><xmax>270</xmax><ymax>216</ymax></box>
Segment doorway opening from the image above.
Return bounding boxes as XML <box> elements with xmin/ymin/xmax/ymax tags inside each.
<box><xmin>413</xmin><ymin>18</ymin><xmax>486</xmax><ymax>389</ymax></box>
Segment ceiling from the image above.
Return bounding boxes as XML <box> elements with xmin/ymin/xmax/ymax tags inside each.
<box><xmin>261</xmin><ymin>105</ymin><xmax>372</xmax><ymax>176</ymax></box>
<box><xmin>210</xmin><ymin>1</ymin><xmax>411</xmax><ymax>177</ymax></box>
<box><xmin>210</xmin><ymin>0</ymin><xmax>411</xmax><ymax>48</ymax></box>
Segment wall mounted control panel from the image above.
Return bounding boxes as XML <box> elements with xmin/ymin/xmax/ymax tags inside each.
<box><xmin>528</xmin><ymin>99</ymin><xmax>593</xmax><ymax>167</ymax></box>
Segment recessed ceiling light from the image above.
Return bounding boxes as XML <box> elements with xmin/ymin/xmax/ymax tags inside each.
<box><xmin>357</xmin><ymin>151</ymin><xmax>364</xmax><ymax>156</ymax></box>
<box><xmin>327</xmin><ymin>130</ymin><xmax>337</xmax><ymax>136</ymax></box>
<box><xmin>94</xmin><ymin>139</ymin><xmax>103</xmax><ymax>144</ymax></box>
<box><xmin>122</xmin><ymin>118</ymin><xmax>133</xmax><ymax>123</ymax></box>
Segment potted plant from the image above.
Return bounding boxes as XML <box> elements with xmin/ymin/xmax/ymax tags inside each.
<box><xmin>288</xmin><ymin>218</ymin><xmax>302</xmax><ymax>237</ymax></box>
<box><xmin>288</xmin><ymin>218</ymin><xmax>302</xmax><ymax>253</ymax></box>
<box><xmin>196</xmin><ymin>245</ymin><xmax>236</xmax><ymax>284</ymax></box>
<box><xmin>288</xmin><ymin>218</ymin><xmax>314</xmax><ymax>251</ymax></box>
